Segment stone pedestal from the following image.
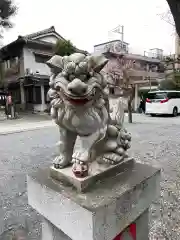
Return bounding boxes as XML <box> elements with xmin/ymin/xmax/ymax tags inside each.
<box><xmin>50</xmin><ymin>158</ymin><xmax>134</xmax><ymax>192</ymax></box>
<box><xmin>27</xmin><ymin>161</ymin><xmax>160</xmax><ymax>240</ymax></box>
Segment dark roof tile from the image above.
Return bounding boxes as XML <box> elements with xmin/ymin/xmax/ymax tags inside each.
<box><xmin>23</xmin><ymin>26</ymin><xmax>65</xmax><ymax>40</ymax></box>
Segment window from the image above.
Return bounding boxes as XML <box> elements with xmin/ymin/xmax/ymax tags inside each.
<box><xmin>149</xmin><ymin>91</ymin><xmax>180</xmax><ymax>100</ymax></box>
<box><xmin>167</xmin><ymin>92</ymin><xmax>177</xmax><ymax>99</ymax></box>
<box><xmin>169</xmin><ymin>92</ymin><xmax>180</xmax><ymax>99</ymax></box>
<box><xmin>149</xmin><ymin>65</ymin><xmax>157</xmax><ymax>72</ymax></box>
<box><xmin>122</xmin><ymin>44</ymin><xmax>126</xmax><ymax>50</ymax></box>
<box><xmin>35</xmin><ymin>54</ymin><xmax>50</xmax><ymax>63</ymax></box>
<box><xmin>147</xmin><ymin>92</ymin><xmax>167</xmax><ymax>100</ymax></box>
<box><xmin>4</xmin><ymin>57</ymin><xmax>19</xmax><ymax>70</ymax></box>
<box><xmin>177</xmin><ymin>92</ymin><xmax>180</xmax><ymax>98</ymax></box>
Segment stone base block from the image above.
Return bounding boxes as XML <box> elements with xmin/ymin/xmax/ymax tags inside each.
<box><xmin>42</xmin><ymin>219</ymin><xmax>71</xmax><ymax>240</ymax></box>
<box><xmin>27</xmin><ymin>162</ymin><xmax>160</xmax><ymax>240</ymax></box>
<box><xmin>42</xmin><ymin>209</ymin><xmax>149</xmax><ymax>240</ymax></box>
<box><xmin>50</xmin><ymin>158</ymin><xmax>134</xmax><ymax>192</ymax></box>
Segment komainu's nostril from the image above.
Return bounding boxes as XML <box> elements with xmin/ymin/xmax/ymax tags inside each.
<box><xmin>82</xmin><ymin>88</ymin><xmax>87</xmax><ymax>94</ymax></box>
<box><xmin>67</xmin><ymin>78</ymin><xmax>88</xmax><ymax>95</ymax></box>
<box><xmin>68</xmin><ymin>87</ymin><xmax>73</xmax><ymax>92</ymax></box>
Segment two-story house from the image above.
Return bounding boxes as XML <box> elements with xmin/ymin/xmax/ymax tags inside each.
<box><xmin>0</xmin><ymin>26</ymin><xmax>86</xmax><ymax>112</ymax></box>
<box><xmin>94</xmin><ymin>41</ymin><xmax>165</xmax><ymax>111</ymax></box>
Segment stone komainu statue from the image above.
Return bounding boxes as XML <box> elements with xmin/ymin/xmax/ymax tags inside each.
<box><xmin>46</xmin><ymin>53</ymin><xmax>131</xmax><ymax>177</ymax></box>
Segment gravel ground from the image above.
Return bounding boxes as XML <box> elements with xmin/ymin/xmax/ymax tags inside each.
<box><xmin>126</xmin><ymin>118</ymin><xmax>180</xmax><ymax>240</ymax></box>
<box><xmin>0</xmin><ymin>114</ymin><xmax>180</xmax><ymax>239</ymax></box>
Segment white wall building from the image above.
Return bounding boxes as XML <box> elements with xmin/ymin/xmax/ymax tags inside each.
<box><xmin>0</xmin><ymin>26</ymin><xmax>85</xmax><ymax>112</ymax></box>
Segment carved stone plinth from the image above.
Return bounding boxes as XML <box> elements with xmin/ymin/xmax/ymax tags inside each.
<box><xmin>50</xmin><ymin>158</ymin><xmax>134</xmax><ymax>192</ymax></box>
<box><xmin>27</xmin><ymin>161</ymin><xmax>160</xmax><ymax>240</ymax></box>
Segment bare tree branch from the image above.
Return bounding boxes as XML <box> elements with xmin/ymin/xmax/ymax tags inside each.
<box><xmin>166</xmin><ymin>0</ymin><xmax>180</xmax><ymax>37</ymax></box>
<box><xmin>158</xmin><ymin>9</ymin><xmax>175</xmax><ymax>26</ymax></box>
<box><xmin>104</xmin><ymin>54</ymin><xmax>135</xmax><ymax>123</ymax></box>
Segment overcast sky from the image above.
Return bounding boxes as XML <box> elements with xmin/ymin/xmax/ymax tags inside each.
<box><xmin>2</xmin><ymin>0</ymin><xmax>175</xmax><ymax>55</ymax></box>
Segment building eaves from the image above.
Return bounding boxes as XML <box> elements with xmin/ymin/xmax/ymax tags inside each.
<box><xmin>30</xmin><ymin>73</ymin><xmax>49</xmax><ymax>80</ymax></box>
<box><xmin>0</xmin><ymin>38</ymin><xmax>54</xmax><ymax>56</ymax></box>
<box><xmin>24</xmin><ymin>38</ymin><xmax>54</xmax><ymax>47</ymax></box>
<box><xmin>104</xmin><ymin>51</ymin><xmax>161</xmax><ymax>63</ymax></box>
<box><xmin>94</xmin><ymin>39</ymin><xmax>129</xmax><ymax>47</ymax></box>
<box><xmin>32</xmin><ymin>50</ymin><xmax>53</xmax><ymax>57</ymax></box>
<box><xmin>23</xmin><ymin>26</ymin><xmax>66</xmax><ymax>41</ymax></box>
<box><xmin>0</xmin><ymin>37</ymin><xmax>26</xmax><ymax>53</ymax></box>
<box><xmin>126</xmin><ymin>53</ymin><xmax>161</xmax><ymax>63</ymax></box>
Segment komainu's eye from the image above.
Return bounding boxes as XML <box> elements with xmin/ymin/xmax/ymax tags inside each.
<box><xmin>65</xmin><ymin>62</ymin><xmax>76</xmax><ymax>74</ymax></box>
<box><xmin>79</xmin><ymin>62</ymin><xmax>88</xmax><ymax>73</ymax></box>
<box><xmin>79</xmin><ymin>74</ymin><xmax>87</xmax><ymax>81</ymax></box>
<box><xmin>68</xmin><ymin>74</ymin><xmax>75</xmax><ymax>81</ymax></box>
<box><xmin>61</xmin><ymin>71</ymin><xmax>67</xmax><ymax>77</ymax></box>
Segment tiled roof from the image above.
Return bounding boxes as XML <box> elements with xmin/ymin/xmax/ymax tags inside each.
<box><xmin>0</xmin><ymin>27</ymin><xmax>59</xmax><ymax>53</ymax></box>
<box><xmin>0</xmin><ymin>27</ymin><xmax>88</xmax><ymax>56</ymax></box>
<box><xmin>22</xmin><ymin>26</ymin><xmax>65</xmax><ymax>41</ymax></box>
<box><xmin>94</xmin><ymin>39</ymin><xmax>129</xmax><ymax>47</ymax></box>
<box><xmin>104</xmin><ymin>51</ymin><xmax>161</xmax><ymax>63</ymax></box>
<box><xmin>19</xmin><ymin>27</ymin><xmax>88</xmax><ymax>54</ymax></box>
<box><xmin>126</xmin><ymin>53</ymin><xmax>161</xmax><ymax>63</ymax></box>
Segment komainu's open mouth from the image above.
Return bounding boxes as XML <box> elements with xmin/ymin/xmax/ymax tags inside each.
<box><xmin>66</xmin><ymin>96</ymin><xmax>90</xmax><ymax>105</ymax></box>
<box><xmin>63</xmin><ymin>88</ymin><xmax>95</xmax><ymax>105</ymax></box>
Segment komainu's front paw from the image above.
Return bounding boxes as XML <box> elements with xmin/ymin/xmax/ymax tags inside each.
<box><xmin>72</xmin><ymin>161</ymin><xmax>89</xmax><ymax>178</ymax></box>
<box><xmin>72</xmin><ymin>151</ymin><xmax>89</xmax><ymax>178</ymax></box>
<box><xmin>53</xmin><ymin>155</ymin><xmax>71</xmax><ymax>169</ymax></box>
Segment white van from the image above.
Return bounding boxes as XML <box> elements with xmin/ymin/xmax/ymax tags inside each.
<box><xmin>146</xmin><ymin>90</ymin><xmax>180</xmax><ymax>117</ymax></box>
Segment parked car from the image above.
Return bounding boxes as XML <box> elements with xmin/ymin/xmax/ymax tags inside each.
<box><xmin>146</xmin><ymin>90</ymin><xmax>180</xmax><ymax>117</ymax></box>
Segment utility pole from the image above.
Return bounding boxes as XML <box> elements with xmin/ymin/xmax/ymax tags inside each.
<box><xmin>108</xmin><ymin>25</ymin><xmax>125</xmax><ymax>53</ymax></box>
<box><xmin>111</xmin><ymin>25</ymin><xmax>124</xmax><ymax>48</ymax></box>
<box><xmin>149</xmin><ymin>77</ymin><xmax>152</xmax><ymax>91</ymax></box>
